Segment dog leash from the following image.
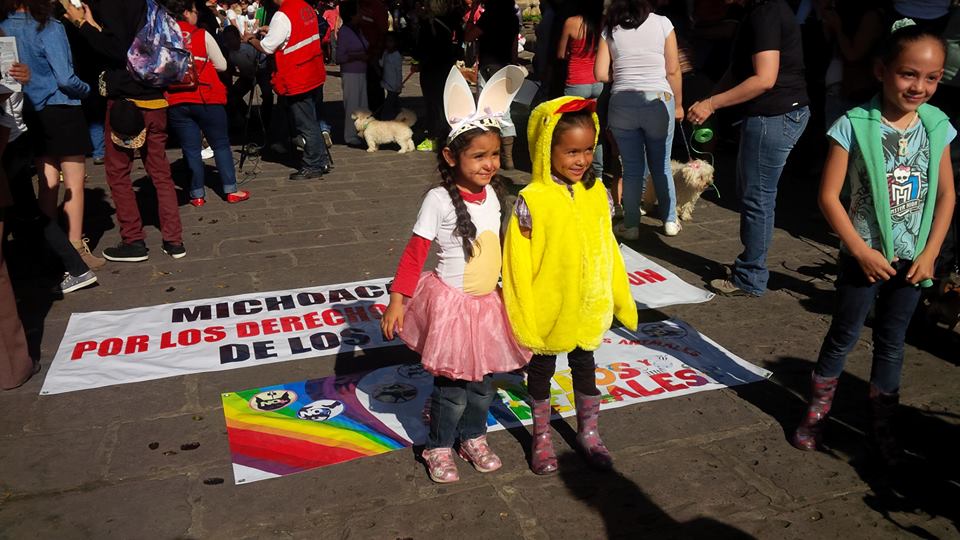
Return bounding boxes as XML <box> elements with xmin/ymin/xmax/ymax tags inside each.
<box><xmin>678</xmin><ymin>121</ymin><xmax>720</xmax><ymax>199</ymax></box>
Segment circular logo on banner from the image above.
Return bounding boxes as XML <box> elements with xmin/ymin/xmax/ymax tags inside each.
<box><xmin>639</xmin><ymin>322</ymin><xmax>688</xmax><ymax>339</ymax></box>
<box><xmin>397</xmin><ymin>364</ymin><xmax>431</xmax><ymax>380</ymax></box>
<box><xmin>297</xmin><ymin>400</ymin><xmax>345</xmax><ymax>421</ymax></box>
<box><xmin>249</xmin><ymin>390</ymin><xmax>297</xmax><ymax>412</ymax></box>
<box><xmin>373</xmin><ymin>383</ymin><xmax>418</xmax><ymax>404</ymax></box>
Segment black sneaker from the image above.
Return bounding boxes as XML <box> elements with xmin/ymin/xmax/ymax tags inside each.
<box><xmin>289</xmin><ymin>167</ymin><xmax>326</xmax><ymax>181</ymax></box>
<box><xmin>162</xmin><ymin>241</ymin><xmax>187</xmax><ymax>259</ymax></box>
<box><xmin>102</xmin><ymin>240</ymin><xmax>149</xmax><ymax>262</ymax></box>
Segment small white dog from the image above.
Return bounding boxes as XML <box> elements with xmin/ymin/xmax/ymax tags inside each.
<box><xmin>351</xmin><ymin>108</ymin><xmax>417</xmax><ymax>153</ymax></box>
<box><xmin>642</xmin><ymin>159</ymin><xmax>715</xmax><ymax>221</ymax></box>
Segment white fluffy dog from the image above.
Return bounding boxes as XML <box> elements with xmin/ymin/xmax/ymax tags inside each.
<box><xmin>642</xmin><ymin>159</ymin><xmax>715</xmax><ymax>221</ymax></box>
<box><xmin>351</xmin><ymin>108</ymin><xmax>417</xmax><ymax>153</ymax></box>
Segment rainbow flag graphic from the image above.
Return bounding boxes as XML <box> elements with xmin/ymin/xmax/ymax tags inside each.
<box><xmin>223</xmin><ymin>372</ymin><xmax>410</xmax><ymax>483</ymax></box>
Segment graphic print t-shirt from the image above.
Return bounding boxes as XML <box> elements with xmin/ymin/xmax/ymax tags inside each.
<box><xmin>828</xmin><ymin>116</ymin><xmax>957</xmax><ymax>260</ymax></box>
<box><xmin>412</xmin><ymin>185</ymin><xmax>502</xmax><ymax>295</ymax></box>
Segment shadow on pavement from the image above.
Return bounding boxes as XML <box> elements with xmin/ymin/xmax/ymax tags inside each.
<box><xmin>556</xmin><ymin>452</ymin><xmax>754</xmax><ymax>539</ymax></box>
<box><xmin>732</xmin><ymin>356</ymin><xmax>960</xmax><ymax>537</ymax></box>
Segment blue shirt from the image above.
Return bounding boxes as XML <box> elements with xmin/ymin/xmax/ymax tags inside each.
<box><xmin>0</xmin><ymin>13</ymin><xmax>89</xmax><ymax>110</ymax></box>
<box><xmin>828</xmin><ymin>115</ymin><xmax>957</xmax><ymax>260</ymax></box>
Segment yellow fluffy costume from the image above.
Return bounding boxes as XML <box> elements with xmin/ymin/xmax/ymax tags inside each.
<box><xmin>502</xmin><ymin>96</ymin><xmax>638</xmax><ymax>355</ymax></box>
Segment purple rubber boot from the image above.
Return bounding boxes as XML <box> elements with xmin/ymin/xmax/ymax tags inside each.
<box><xmin>530</xmin><ymin>399</ymin><xmax>558</xmax><ymax>475</ymax></box>
<box><xmin>792</xmin><ymin>373</ymin><xmax>839</xmax><ymax>451</ymax></box>
<box><xmin>574</xmin><ymin>392</ymin><xmax>613</xmax><ymax>470</ymax></box>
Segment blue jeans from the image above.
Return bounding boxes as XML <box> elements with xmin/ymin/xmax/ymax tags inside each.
<box><xmin>731</xmin><ymin>106</ymin><xmax>810</xmax><ymax>295</ymax></box>
<box><xmin>89</xmin><ymin>119</ymin><xmax>105</xmax><ymax>159</ymax></box>
<box><xmin>609</xmin><ymin>91</ymin><xmax>676</xmax><ymax>227</ymax></box>
<box><xmin>167</xmin><ymin>103</ymin><xmax>237</xmax><ymax>199</ymax></box>
<box><xmin>565</xmin><ymin>82</ymin><xmax>604</xmax><ymax>179</ymax></box>
<box><xmin>426</xmin><ymin>374</ymin><xmax>494</xmax><ymax>449</ymax></box>
<box><xmin>814</xmin><ymin>256</ymin><xmax>921</xmax><ymax>393</ymax></box>
<box><xmin>288</xmin><ymin>85</ymin><xmax>332</xmax><ymax>170</ymax></box>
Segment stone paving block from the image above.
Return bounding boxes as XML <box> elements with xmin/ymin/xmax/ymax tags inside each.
<box><xmin>266</xmin><ymin>191</ymin><xmax>359</xmax><ymax>209</ymax></box>
<box><xmin>336</xmin><ymin>483</ymin><xmax>524</xmax><ymax>539</ymax></box>
<box><xmin>218</xmin><ymin>228</ymin><xmax>361</xmax><ymax>257</ymax></box>
<box><xmin>706</xmin><ymin>427</ymin><xmax>867</xmax><ymax>505</ymax></box>
<box><xmin>191</xmin><ymin>456</ymin><xmax>429</xmax><ymax>537</ymax></box>
<box><xmin>27</xmin><ymin>377</ymin><xmax>190</xmax><ymax>433</ymax></box>
<box><xmin>732</xmin><ymin>494</ymin><xmax>951</xmax><ymax>540</ymax></box>
<box><xmin>0</xmin><ymin>390</ymin><xmax>37</xmax><ymax>435</ymax></box>
<box><xmin>292</xmin><ymin>241</ymin><xmax>402</xmax><ymax>267</ymax></box>
<box><xmin>0</xmin><ymin>428</ymin><xmax>106</xmax><ymax>494</ymax></box>
<box><xmin>331</xmin><ymin>196</ymin><xmax>425</xmax><ymax>215</ymax></box>
<box><xmin>595</xmin><ymin>389</ymin><xmax>772</xmax><ymax>453</ymax></box>
<box><xmin>106</xmin><ymin>413</ymin><xmax>228</xmax><ymax>480</ymax></box>
<box><xmin>0</xmin><ymin>477</ymin><xmax>192</xmax><ymax>538</ymax></box>
<box><xmin>504</xmin><ymin>446</ymin><xmax>763</xmax><ymax>538</ymax></box>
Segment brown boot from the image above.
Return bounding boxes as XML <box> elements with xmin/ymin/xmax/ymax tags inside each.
<box><xmin>72</xmin><ymin>238</ymin><xmax>106</xmax><ymax>269</ymax></box>
<box><xmin>500</xmin><ymin>136</ymin><xmax>515</xmax><ymax>170</ymax></box>
<box><xmin>869</xmin><ymin>384</ymin><xmax>903</xmax><ymax>466</ymax></box>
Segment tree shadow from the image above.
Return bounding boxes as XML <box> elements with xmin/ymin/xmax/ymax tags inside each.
<box><xmin>556</xmin><ymin>452</ymin><xmax>754</xmax><ymax>538</ymax></box>
<box><xmin>730</xmin><ymin>356</ymin><xmax>960</xmax><ymax>536</ymax></box>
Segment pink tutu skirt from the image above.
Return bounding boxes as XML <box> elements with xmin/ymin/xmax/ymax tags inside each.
<box><xmin>400</xmin><ymin>272</ymin><xmax>531</xmax><ymax>382</ymax></box>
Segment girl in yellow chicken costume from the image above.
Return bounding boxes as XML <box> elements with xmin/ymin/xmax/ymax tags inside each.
<box><xmin>503</xmin><ymin>96</ymin><xmax>638</xmax><ymax>474</ymax></box>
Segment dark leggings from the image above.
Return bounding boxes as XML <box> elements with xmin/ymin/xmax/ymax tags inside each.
<box><xmin>4</xmin><ymin>137</ymin><xmax>88</xmax><ymax>277</ymax></box>
<box><xmin>527</xmin><ymin>347</ymin><xmax>599</xmax><ymax>401</ymax></box>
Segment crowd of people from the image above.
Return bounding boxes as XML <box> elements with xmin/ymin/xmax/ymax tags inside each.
<box><xmin>0</xmin><ymin>0</ymin><xmax>958</xmax><ymax>493</ymax></box>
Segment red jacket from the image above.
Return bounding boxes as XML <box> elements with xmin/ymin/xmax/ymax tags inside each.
<box><xmin>273</xmin><ymin>0</ymin><xmax>327</xmax><ymax>96</ymax></box>
<box><xmin>166</xmin><ymin>22</ymin><xmax>227</xmax><ymax>106</ymax></box>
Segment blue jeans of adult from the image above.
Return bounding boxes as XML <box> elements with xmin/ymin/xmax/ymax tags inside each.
<box><xmin>88</xmin><ymin>120</ymin><xmax>105</xmax><ymax>160</ymax></box>
<box><xmin>814</xmin><ymin>255</ymin><xmax>921</xmax><ymax>393</ymax></box>
<box><xmin>287</xmin><ymin>84</ymin><xmax>332</xmax><ymax>171</ymax></box>
<box><xmin>731</xmin><ymin>106</ymin><xmax>810</xmax><ymax>295</ymax></box>
<box><xmin>426</xmin><ymin>374</ymin><xmax>494</xmax><ymax>449</ymax></box>
<box><xmin>167</xmin><ymin>103</ymin><xmax>237</xmax><ymax>200</ymax></box>
<box><xmin>609</xmin><ymin>91</ymin><xmax>676</xmax><ymax>228</ymax></box>
<box><xmin>565</xmin><ymin>82</ymin><xmax>604</xmax><ymax>179</ymax></box>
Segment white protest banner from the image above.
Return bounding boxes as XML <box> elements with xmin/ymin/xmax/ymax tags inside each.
<box><xmin>41</xmin><ymin>279</ymin><xmax>395</xmax><ymax>395</ymax></box>
<box><xmin>45</xmin><ymin>253</ymin><xmax>717</xmax><ymax>395</ymax></box>
<box><xmin>620</xmin><ymin>245</ymin><xmax>714</xmax><ymax>310</ymax></box>
<box><xmin>224</xmin><ymin>318</ymin><xmax>769</xmax><ymax>483</ymax></box>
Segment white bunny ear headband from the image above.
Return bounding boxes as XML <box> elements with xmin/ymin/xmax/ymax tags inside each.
<box><xmin>443</xmin><ymin>65</ymin><xmax>527</xmax><ymax>143</ymax></box>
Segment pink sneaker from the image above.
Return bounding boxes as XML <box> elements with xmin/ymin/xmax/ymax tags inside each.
<box><xmin>458</xmin><ymin>435</ymin><xmax>502</xmax><ymax>473</ymax></box>
<box><xmin>422</xmin><ymin>448</ymin><xmax>459</xmax><ymax>483</ymax></box>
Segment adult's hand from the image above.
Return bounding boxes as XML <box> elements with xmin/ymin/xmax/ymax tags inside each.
<box><xmin>8</xmin><ymin>62</ymin><xmax>29</xmax><ymax>85</ymax></box>
<box><xmin>687</xmin><ymin>98</ymin><xmax>715</xmax><ymax>125</ymax></box>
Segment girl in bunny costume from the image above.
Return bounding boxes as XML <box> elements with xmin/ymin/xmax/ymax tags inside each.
<box><xmin>380</xmin><ymin>65</ymin><xmax>531</xmax><ymax>483</ymax></box>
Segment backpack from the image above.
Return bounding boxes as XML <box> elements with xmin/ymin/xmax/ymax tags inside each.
<box><xmin>127</xmin><ymin>0</ymin><xmax>192</xmax><ymax>88</ymax></box>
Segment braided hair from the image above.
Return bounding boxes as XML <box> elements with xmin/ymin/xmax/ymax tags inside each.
<box><xmin>436</xmin><ymin>128</ymin><xmax>506</xmax><ymax>260</ymax></box>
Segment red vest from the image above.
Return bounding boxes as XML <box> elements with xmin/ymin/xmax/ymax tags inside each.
<box><xmin>273</xmin><ymin>0</ymin><xmax>327</xmax><ymax>96</ymax></box>
<box><xmin>166</xmin><ymin>22</ymin><xmax>227</xmax><ymax>106</ymax></box>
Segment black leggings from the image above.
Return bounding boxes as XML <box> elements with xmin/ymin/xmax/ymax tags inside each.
<box><xmin>527</xmin><ymin>347</ymin><xmax>599</xmax><ymax>401</ymax></box>
<box><xmin>3</xmin><ymin>137</ymin><xmax>88</xmax><ymax>277</ymax></box>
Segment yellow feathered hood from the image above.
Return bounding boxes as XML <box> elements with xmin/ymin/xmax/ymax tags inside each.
<box><xmin>527</xmin><ymin>95</ymin><xmax>602</xmax><ymax>186</ymax></box>
<box><xmin>502</xmin><ymin>97</ymin><xmax>638</xmax><ymax>355</ymax></box>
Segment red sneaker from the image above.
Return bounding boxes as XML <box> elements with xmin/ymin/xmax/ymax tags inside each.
<box><xmin>226</xmin><ymin>191</ymin><xmax>250</xmax><ymax>204</ymax></box>
<box><xmin>189</xmin><ymin>198</ymin><xmax>205</xmax><ymax>207</ymax></box>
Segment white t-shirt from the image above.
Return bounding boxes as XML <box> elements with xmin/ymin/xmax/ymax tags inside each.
<box><xmin>412</xmin><ymin>185</ymin><xmax>502</xmax><ymax>295</ymax></box>
<box><xmin>260</xmin><ymin>11</ymin><xmax>292</xmax><ymax>54</ymax></box>
<box><xmin>602</xmin><ymin>14</ymin><xmax>674</xmax><ymax>95</ymax></box>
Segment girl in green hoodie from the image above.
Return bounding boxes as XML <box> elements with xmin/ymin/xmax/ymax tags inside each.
<box><xmin>792</xmin><ymin>21</ymin><xmax>956</xmax><ymax>465</ymax></box>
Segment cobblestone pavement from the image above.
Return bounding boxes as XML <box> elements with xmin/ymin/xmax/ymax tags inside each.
<box><xmin>1</xmin><ymin>69</ymin><xmax>958</xmax><ymax>539</ymax></box>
